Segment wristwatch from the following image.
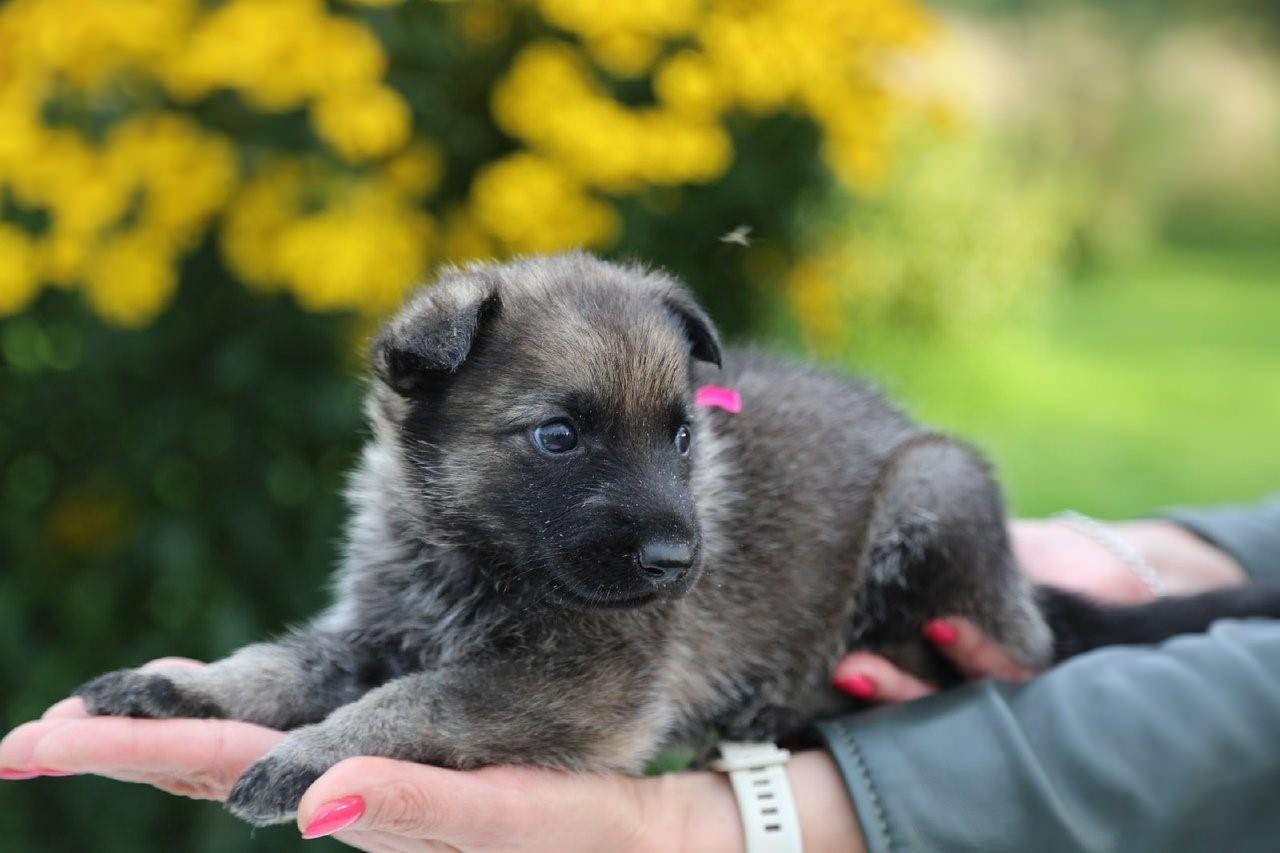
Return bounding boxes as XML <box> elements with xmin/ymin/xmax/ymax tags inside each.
<box><xmin>712</xmin><ymin>741</ymin><xmax>804</xmax><ymax>853</ymax></box>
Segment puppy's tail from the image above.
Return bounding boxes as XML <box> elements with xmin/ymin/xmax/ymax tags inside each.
<box><xmin>1038</xmin><ymin>583</ymin><xmax>1280</xmax><ymax>663</ymax></box>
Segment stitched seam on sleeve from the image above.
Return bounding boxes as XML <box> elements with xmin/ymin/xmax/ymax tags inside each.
<box><xmin>830</xmin><ymin>720</ymin><xmax>895</xmax><ymax>852</ymax></box>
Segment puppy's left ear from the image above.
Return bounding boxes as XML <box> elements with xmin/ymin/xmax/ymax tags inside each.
<box><xmin>665</xmin><ymin>290</ymin><xmax>722</xmax><ymax>369</ymax></box>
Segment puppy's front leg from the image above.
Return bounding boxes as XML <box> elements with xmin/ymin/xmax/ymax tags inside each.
<box><xmin>75</xmin><ymin>629</ymin><xmax>367</xmax><ymax>730</ymax></box>
<box><xmin>225</xmin><ymin>660</ymin><xmax>663</xmax><ymax>825</ymax></box>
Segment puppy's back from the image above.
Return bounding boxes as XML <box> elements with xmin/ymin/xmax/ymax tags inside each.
<box><xmin>664</xmin><ymin>352</ymin><xmax>927</xmax><ymax>736</ymax></box>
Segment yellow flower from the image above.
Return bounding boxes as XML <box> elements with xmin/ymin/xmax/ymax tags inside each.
<box><xmin>105</xmin><ymin>113</ymin><xmax>238</xmax><ymax>247</ymax></box>
<box><xmin>11</xmin><ymin>129</ymin><xmax>131</xmax><ymax>237</ymax></box>
<box><xmin>534</xmin><ymin>0</ymin><xmax>700</xmax><ymax>43</ymax></box>
<box><xmin>654</xmin><ymin>51</ymin><xmax>729</xmax><ymax>116</ymax></box>
<box><xmin>492</xmin><ymin>40</ymin><xmax>733</xmax><ymax>192</ymax></box>
<box><xmin>162</xmin><ymin>0</ymin><xmax>386</xmax><ymax>111</ymax></box>
<box><xmin>82</xmin><ymin>231</ymin><xmax>179</xmax><ymax>328</ymax></box>
<box><xmin>823</xmin><ymin>133</ymin><xmax>889</xmax><ymax>192</ymax></box>
<box><xmin>275</xmin><ymin>186</ymin><xmax>434</xmax><ymax>315</ymax></box>
<box><xmin>439</xmin><ymin>207</ymin><xmax>497</xmax><ymax>265</ymax></box>
<box><xmin>221</xmin><ymin>161</ymin><xmax>307</xmax><ymax>290</ymax></box>
<box><xmin>0</xmin><ymin>224</ymin><xmax>41</xmax><ymax>316</ymax></box>
<box><xmin>380</xmin><ymin>139</ymin><xmax>445</xmax><ymax>199</ymax></box>
<box><xmin>0</xmin><ymin>78</ymin><xmax>43</xmax><ymax>171</ymax></box>
<box><xmin>585</xmin><ymin>30</ymin><xmax>661</xmax><ymax>78</ymax></box>
<box><xmin>786</xmin><ymin>255</ymin><xmax>846</xmax><ymax>352</ymax></box>
<box><xmin>311</xmin><ymin>84</ymin><xmax>413</xmax><ymax>162</ymax></box>
<box><xmin>37</xmin><ymin>226</ymin><xmax>95</xmax><ymax>287</ymax></box>
<box><xmin>0</xmin><ymin>0</ymin><xmax>197</xmax><ymax>92</ymax></box>
<box><xmin>469</xmin><ymin>152</ymin><xmax>618</xmax><ymax>253</ymax></box>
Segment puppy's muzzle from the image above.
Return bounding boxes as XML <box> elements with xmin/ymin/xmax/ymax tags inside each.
<box><xmin>634</xmin><ymin>539</ymin><xmax>694</xmax><ymax>586</ymax></box>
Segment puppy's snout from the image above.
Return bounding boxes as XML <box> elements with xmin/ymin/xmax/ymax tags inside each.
<box><xmin>635</xmin><ymin>540</ymin><xmax>694</xmax><ymax>585</ymax></box>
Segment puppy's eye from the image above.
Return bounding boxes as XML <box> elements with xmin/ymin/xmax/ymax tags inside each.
<box><xmin>674</xmin><ymin>424</ymin><xmax>692</xmax><ymax>456</ymax></box>
<box><xmin>532</xmin><ymin>420</ymin><xmax>578</xmax><ymax>454</ymax></box>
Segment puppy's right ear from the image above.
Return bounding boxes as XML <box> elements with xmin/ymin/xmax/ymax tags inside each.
<box><xmin>373</xmin><ymin>283</ymin><xmax>500</xmax><ymax>395</ymax></box>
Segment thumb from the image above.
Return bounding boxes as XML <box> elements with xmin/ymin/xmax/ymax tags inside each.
<box><xmin>296</xmin><ymin>756</ymin><xmax>512</xmax><ymax>845</ymax></box>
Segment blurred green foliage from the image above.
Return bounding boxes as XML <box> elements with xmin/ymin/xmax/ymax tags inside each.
<box><xmin>838</xmin><ymin>246</ymin><xmax>1280</xmax><ymax>517</ymax></box>
<box><xmin>1</xmin><ymin>245</ymin><xmax>361</xmax><ymax>852</ymax></box>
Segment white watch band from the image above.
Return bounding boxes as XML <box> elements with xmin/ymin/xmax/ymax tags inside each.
<box><xmin>712</xmin><ymin>741</ymin><xmax>804</xmax><ymax>853</ymax></box>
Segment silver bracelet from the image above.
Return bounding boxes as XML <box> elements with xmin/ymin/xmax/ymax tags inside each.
<box><xmin>1054</xmin><ymin>510</ymin><xmax>1167</xmax><ymax>597</ymax></box>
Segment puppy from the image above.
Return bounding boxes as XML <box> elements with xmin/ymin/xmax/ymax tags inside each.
<box><xmin>75</xmin><ymin>252</ymin><xmax>1280</xmax><ymax>826</ymax></box>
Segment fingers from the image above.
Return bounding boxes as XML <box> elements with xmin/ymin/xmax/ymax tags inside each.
<box><xmin>140</xmin><ymin>657</ymin><xmax>205</xmax><ymax>671</ymax></box>
<box><xmin>924</xmin><ymin>618</ymin><xmax>1035</xmax><ymax>683</ymax></box>
<box><xmin>42</xmin><ymin>697</ymin><xmax>90</xmax><ymax>720</ymax></box>
<box><xmin>39</xmin><ymin>717</ymin><xmax>283</xmax><ymax>780</ymax></box>
<box><xmin>1</xmin><ymin>715</ymin><xmax>283</xmax><ymax>797</ymax></box>
<box><xmin>297</xmin><ymin>756</ymin><xmax>497</xmax><ymax>844</ymax></box>
<box><xmin>833</xmin><ymin>617</ymin><xmax>1037</xmax><ymax>705</ymax></box>
<box><xmin>1</xmin><ymin>719</ymin><xmax>80</xmax><ymax>774</ymax></box>
<box><xmin>297</xmin><ymin>759</ymin><xmax>649</xmax><ymax>851</ymax></box>
<box><xmin>832</xmin><ymin>652</ymin><xmax>936</xmax><ymax>704</ymax></box>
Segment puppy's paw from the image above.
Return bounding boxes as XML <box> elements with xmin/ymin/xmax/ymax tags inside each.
<box><xmin>225</xmin><ymin>738</ymin><xmax>331</xmax><ymax>826</ymax></box>
<box><xmin>75</xmin><ymin>669</ymin><xmax>224</xmax><ymax>719</ymax></box>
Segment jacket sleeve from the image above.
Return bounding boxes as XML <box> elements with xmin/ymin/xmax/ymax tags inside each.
<box><xmin>1163</xmin><ymin>493</ymin><xmax>1280</xmax><ymax>583</ymax></box>
<box><xmin>814</xmin><ymin>620</ymin><xmax>1280</xmax><ymax>853</ymax></box>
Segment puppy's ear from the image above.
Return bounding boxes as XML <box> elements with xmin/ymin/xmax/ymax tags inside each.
<box><xmin>373</xmin><ymin>283</ymin><xmax>500</xmax><ymax>395</ymax></box>
<box><xmin>664</xmin><ymin>290</ymin><xmax>722</xmax><ymax>369</ymax></box>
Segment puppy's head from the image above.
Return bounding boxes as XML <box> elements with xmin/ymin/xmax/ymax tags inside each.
<box><xmin>369</xmin><ymin>252</ymin><xmax>721</xmax><ymax>610</ymax></box>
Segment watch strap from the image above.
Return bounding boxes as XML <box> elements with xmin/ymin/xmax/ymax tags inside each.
<box><xmin>712</xmin><ymin>741</ymin><xmax>804</xmax><ymax>853</ymax></box>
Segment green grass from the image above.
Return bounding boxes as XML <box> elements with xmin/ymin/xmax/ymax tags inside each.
<box><xmin>838</xmin><ymin>246</ymin><xmax>1280</xmax><ymax>518</ymax></box>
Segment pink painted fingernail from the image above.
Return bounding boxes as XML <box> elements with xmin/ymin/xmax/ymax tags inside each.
<box><xmin>301</xmin><ymin>795</ymin><xmax>365</xmax><ymax>840</ymax></box>
<box><xmin>834</xmin><ymin>673</ymin><xmax>877</xmax><ymax>700</ymax></box>
<box><xmin>695</xmin><ymin>385</ymin><xmax>742</xmax><ymax>414</ymax></box>
<box><xmin>0</xmin><ymin>768</ymin><xmax>41</xmax><ymax>780</ymax></box>
<box><xmin>924</xmin><ymin>619</ymin><xmax>958</xmax><ymax>646</ymax></box>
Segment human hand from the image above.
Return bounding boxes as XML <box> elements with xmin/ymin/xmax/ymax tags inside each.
<box><xmin>281</xmin><ymin>750</ymin><xmax>864</xmax><ymax>853</ymax></box>
<box><xmin>0</xmin><ymin>658</ymin><xmax>284</xmax><ymax>796</ymax></box>
<box><xmin>0</xmin><ymin>658</ymin><xmax>687</xmax><ymax>850</ymax></box>
<box><xmin>0</xmin><ymin>658</ymin><xmax>701</xmax><ymax>851</ymax></box>
<box><xmin>3</xmin><ymin>657</ymin><xmax>870</xmax><ymax>852</ymax></box>
<box><xmin>0</xmin><ymin>670</ymin><xmax>860</xmax><ymax>852</ymax></box>
<box><xmin>833</xmin><ymin>517</ymin><xmax>1248</xmax><ymax>704</ymax></box>
<box><xmin>833</xmin><ymin>616</ymin><xmax>1034</xmax><ymax>704</ymax></box>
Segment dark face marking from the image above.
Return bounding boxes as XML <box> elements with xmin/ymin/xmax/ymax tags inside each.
<box><xmin>383</xmin><ymin>255</ymin><xmax>713</xmax><ymax>611</ymax></box>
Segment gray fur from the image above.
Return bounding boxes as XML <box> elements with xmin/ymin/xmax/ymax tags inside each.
<box><xmin>77</xmin><ymin>252</ymin><xmax>1057</xmax><ymax>825</ymax></box>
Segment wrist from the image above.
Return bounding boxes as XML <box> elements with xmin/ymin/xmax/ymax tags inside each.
<box><xmin>788</xmin><ymin>751</ymin><xmax>866</xmax><ymax>853</ymax></box>
<box><xmin>1112</xmin><ymin>520</ymin><xmax>1246</xmax><ymax>595</ymax></box>
<box><xmin>1010</xmin><ymin>520</ymin><xmax>1154</xmax><ymax>603</ymax></box>
<box><xmin>1010</xmin><ymin>518</ymin><xmax>1248</xmax><ymax>604</ymax></box>
<box><xmin>672</xmin><ymin>770</ymin><xmax>745</xmax><ymax>852</ymax></box>
<box><xmin>676</xmin><ymin>752</ymin><xmax>866</xmax><ymax>853</ymax></box>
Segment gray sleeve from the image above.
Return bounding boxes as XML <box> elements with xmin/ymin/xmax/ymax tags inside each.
<box><xmin>1162</xmin><ymin>493</ymin><xmax>1280</xmax><ymax>583</ymax></box>
<box><xmin>815</xmin><ymin>620</ymin><xmax>1280</xmax><ymax>853</ymax></box>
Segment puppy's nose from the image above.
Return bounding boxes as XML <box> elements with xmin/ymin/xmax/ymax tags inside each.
<box><xmin>636</xmin><ymin>540</ymin><xmax>694</xmax><ymax>585</ymax></box>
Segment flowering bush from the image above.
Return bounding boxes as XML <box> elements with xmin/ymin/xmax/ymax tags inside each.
<box><xmin>0</xmin><ymin>0</ymin><xmax>931</xmax><ymax>329</ymax></box>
